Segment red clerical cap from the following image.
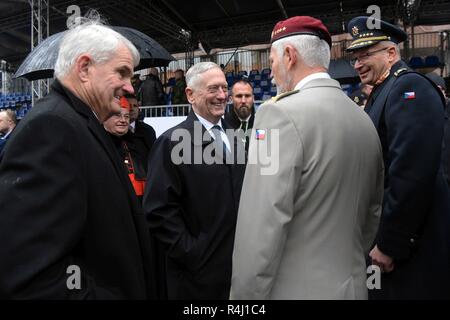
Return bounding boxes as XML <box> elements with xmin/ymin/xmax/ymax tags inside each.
<box><xmin>271</xmin><ymin>16</ymin><xmax>332</xmax><ymax>48</ymax></box>
<box><xmin>119</xmin><ymin>96</ymin><xmax>130</xmax><ymax>111</ymax></box>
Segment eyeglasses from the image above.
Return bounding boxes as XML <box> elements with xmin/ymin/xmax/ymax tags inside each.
<box><xmin>113</xmin><ymin>113</ymin><xmax>130</xmax><ymax>120</ymax></box>
<box><xmin>350</xmin><ymin>47</ymin><xmax>390</xmax><ymax>66</ymax></box>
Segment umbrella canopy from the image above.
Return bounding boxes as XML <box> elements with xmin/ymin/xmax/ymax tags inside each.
<box><xmin>328</xmin><ymin>59</ymin><xmax>359</xmax><ymax>82</ymax></box>
<box><xmin>14</xmin><ymin>26</ymin><xmax>175</xmax><ymax>81</ymax></box>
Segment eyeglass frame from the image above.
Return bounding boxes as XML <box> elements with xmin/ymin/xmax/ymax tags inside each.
<box><xmin>112</xmin><ymin>112</ymin><xmax>130</xmax><ymax>121</ymax></box>
<box><xmin>350</xmin><ymin>47</ymin><xmax>391</xmax><ymax>67</ymax></box>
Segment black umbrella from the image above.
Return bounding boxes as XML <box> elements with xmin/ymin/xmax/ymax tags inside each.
<box><xmin>328</xmin><ymin>59</ymin><xmax>359</xmax><ymax>82</ymax></box>
<box><xmin>14</xmin><ymin>26</ymin><xmax>175</xmax><ymax>81</ymax></box>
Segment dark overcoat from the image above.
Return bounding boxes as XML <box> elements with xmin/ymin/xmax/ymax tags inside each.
<box><xmin>365</xmin><ymin>60</ymin><xmax>450</xmax><ymax>299</ymax></box>
<box><xmin>0</xmin><ymin>80</ymin><xmax>153</xmax><ymax>299</ymax></box>
<box><xmin>143</xmin><ymin>111</ymin><xmax>245</xmax><ymax>299</ymax></box>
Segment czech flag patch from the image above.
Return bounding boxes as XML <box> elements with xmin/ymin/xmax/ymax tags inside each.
<box><xmin>255</xmin><ymin>129</ymin><xmax>266</xmax><ymax>140</ymax></box>
<box><xmin>403</xmin><ymin>92</ymin><xmax>416</xmax><ymax>100</ymax></box>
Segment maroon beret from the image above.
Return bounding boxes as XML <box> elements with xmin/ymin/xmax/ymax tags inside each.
<box><xmin>271</xmin><ymin>16</ymin><xmax>332</xmax><ymax>48</ymax></box>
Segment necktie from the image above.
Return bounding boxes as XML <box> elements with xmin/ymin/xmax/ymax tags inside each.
<box><xmin>239</xmin><ymin>120</ymin><xmax>249</xmax><ymax>151</ymax></box>
<box><xmin>240</xmin><ymin>120</ymin><xmax>248</xmax><ymax>133</ymax></box>
<box><xmin>211</xmin><ymin>125</ymin><xmax>230</xmax><ymax>160</ymax></box>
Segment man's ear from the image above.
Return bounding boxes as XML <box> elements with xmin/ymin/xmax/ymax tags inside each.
<box><xmin>284</xmin><ymin>45</ymin><xmax>297</xmax><ymax>70</ymax></box>
<box><xmin>387</xmin><ymin>46</ymin><xmax>397</xmax><ymax>64</ymax></box>
<box><xmin>185</xmin><ymin>87</ymin><xmax>195</xmax><ymax>104</ymax></box>
<box><xmin>75</xmin><ymin>54</ymin><xmax>92</xmax><ymax>82</ymax></box>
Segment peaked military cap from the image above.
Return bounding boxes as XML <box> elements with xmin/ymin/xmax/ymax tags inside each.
<box><xmin>346</xmin><ymin>16</ymin><xmax>407</xmax><ymax>51</ymax></box>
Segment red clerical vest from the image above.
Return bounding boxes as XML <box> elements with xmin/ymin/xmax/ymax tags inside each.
<box><xmin>122</xmin><ymin>141</ymin><xmax>146</xmax><ymax>196</ymax></box>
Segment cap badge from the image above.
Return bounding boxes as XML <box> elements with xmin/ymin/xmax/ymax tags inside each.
<box><xmin>352</xmin><ymin>26</ymin><xmax>359</xmax><ymax>36</ymax></box>
<box><xmin>272</xmin><ymin>26</ymin><xmax>287</xmax><ymax>38</ymax></box>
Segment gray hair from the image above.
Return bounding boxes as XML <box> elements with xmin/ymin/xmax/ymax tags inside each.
<box><xmin>185</xmin><ymin>62</ymin><xmax>222</xmax><ymax>90</ymax></box>
<box><xmin>379</xmin><ymin>40</ymin><xmax>401</xmax><ymax>56</ymax></box>
<box><xmin>54</xmin><ymin>16</ymin><xmax>140</xmax><ymax>79</ymax></box>
<box><xmin>272</xmin><ymin>34</ymin><xmax>330</xmax><ymax>69</ymax></box>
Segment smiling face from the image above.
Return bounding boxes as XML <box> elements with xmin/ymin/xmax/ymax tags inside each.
<box><xmin>85</xmin><ymin>44</ymin><xmax>135</xmax><ymax>122</ymax></box>
<box><xmin>103</xmin><ymin>108</ymin><xmax>130</xmax><ymax>137</ymax></box>
<box><xmin>351</xmin><ymin>43</ymin><xmax>394</xmax><ymax>85</ymax></box>
<box><xmin>186</xmin><ymin>67</ymin><xmax>228</xmax><ymax>123</ymax></box>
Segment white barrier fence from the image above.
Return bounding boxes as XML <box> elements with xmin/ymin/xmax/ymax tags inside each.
<box><xmin>140</xmin><ymin>103</ymin><xmax>265</xmax><ymax>137</ymax></box>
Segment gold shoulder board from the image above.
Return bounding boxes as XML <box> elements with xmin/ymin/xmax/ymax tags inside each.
<box><xmin>273</xmin><ymin>89</ymin><xmax>300</xmax><ymax>102</ymax></box>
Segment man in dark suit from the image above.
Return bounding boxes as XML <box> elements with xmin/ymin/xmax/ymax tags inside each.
<box><xmin>143</xmin><ymin>62</ymin><xmax>245</xmax><ymax>299</ymax></box>
<box><xmin>126</xmin><ymin>93</ymin><xmax>156</xmax><ymax>152</ymax></box>
<box><xmin>347</xmin><ymin>16</ymin><xmax>450</xmax><ymax>299</ymax></box>
<box><xmin>224</xmin><ymin>80</ymin><xmax>255</xmax><ymax>158</ymax></box>
<box><xmin>0</xmin><ymin>19</ymin><xmax>152</xmax><ymax>299</ymax></box>
<box><xmin>0</xmin><ymin>109</ymin><xmax>17</xmax><ymax>154</ymax></box>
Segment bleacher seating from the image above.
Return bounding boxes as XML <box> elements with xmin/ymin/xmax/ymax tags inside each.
<box><xmin>248</xmin><ymin>69</ymin><xmax>259</xmax><ymax>81</ymax></box>
<box><xmin>424</xmin><ymin>55</ymin><xmax>441</xmax><ymax>68</ymax></box>
<box><xmin>226</xmin><ymin>72</ymin><xmax>235</xmax><ymax>87</ymax></box>
<box><xmin>221</xmin><ymin>67</ymin><xmax>277</xmax><ymax>101</ymax></box>
<box><xmin>408</xmin><ymin>56</ymin><xmax>425</xmax><ymax>69</ymax></box>
<box><xmin>408</xmin><ymin>55</ymin><xmax>444</xmax><ymax>70</ymax></box>
<box><xmin>0</xmin><ymin>92</ymin><xmax>32</xmax><ymax>118</ymax></box>
<box><xmin>237</xmin><ymin>70</ymin><xmax>248</xmax><ymax>79</ymax></box>
<box><xmin>260</xmin><ymin>80</ymin><xmax>270</xmax><ymax>91</ymax></box>
<box><xmin>261</xmin><ymin>68</ymin><xmax>271</xmax><ymax>80</ymax></box>
<box><xmin>253</xmin><ymin>87</ymin><xmax>263</xmax><ymax>100</ymax></box>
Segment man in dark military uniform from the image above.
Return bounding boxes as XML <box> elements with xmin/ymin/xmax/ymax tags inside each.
<box><xmin>347</xmin><ymin>16</ymin><xmax>450</xmax><ymax>299</ymax></box>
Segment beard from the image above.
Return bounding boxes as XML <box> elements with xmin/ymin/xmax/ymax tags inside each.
<box><xmin>271</xmin><ymin>63</ymin><xmax>292</xmax><ymax>95</ymax></box>
<box><xmin>236</xmin><ymin>105</ymin><xmax>251</xmax><ymax>119</ymax></box>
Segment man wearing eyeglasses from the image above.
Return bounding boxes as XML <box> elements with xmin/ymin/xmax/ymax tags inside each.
<box><xmin>347</xmin><ymin>16</ymin><xmax>450</xmax><ymax>300</ymax></box>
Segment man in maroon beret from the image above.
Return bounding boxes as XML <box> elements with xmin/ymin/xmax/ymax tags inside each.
<box><xmin>230</xmin><ymin>16</ymin><xmax>384</xmax><ymax>299</ymax></box>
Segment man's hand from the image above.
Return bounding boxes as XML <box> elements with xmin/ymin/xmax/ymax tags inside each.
<box><xmin>369</xmin><ymin>245</ymin><xmax>395</xmax><ymax>273</ymax></box>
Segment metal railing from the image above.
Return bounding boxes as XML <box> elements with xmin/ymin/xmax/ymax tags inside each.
<box><xmin>161</xmin><ymin>30</ymin><xmax>449</xmax><ymax>78</ymax></box>
<box><xmin>140</xmin><ymin>104</ymin><xmax>191</xmax><ymax>117</ymax></box>
<box><xmin>140</xmin><ymin>102</ymin><xmax>268</xmax><ymax>118</ymax></box>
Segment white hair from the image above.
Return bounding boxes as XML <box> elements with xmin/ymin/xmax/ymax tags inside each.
<box><xmin>54</xmin><ymin>16</ymin><xmax>140</xmax><ymax>79</ymax></box>
<box><xmin>185</xmin><ymin>62</ymin><xmax>222</xmax><ymax>90</ymax></box>
<box><xmin>272</xmin><ymin>34</ymin><xmax>330</xmax><ymax>69</ymax></box>
<box><xmin>379</xmin><ymin>40</ymin><xmax>401</xmax><ymax>56</ymax></box>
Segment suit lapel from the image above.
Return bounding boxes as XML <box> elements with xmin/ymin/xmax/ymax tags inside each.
<box><xmin>87</xmin><ymin>117</ymin><xmax>128</xmax><ymax>178</ymax></box>
<box><xmin>366</xmin><ymin>76</ymin><xmax>396</xmax><ymax>129</ymax></box>
<box><xmin>52</xmin><ymin>79</ymin><xmax>137</xmax><ymax>202</ymax></box>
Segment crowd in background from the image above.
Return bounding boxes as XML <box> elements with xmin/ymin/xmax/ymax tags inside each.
<box><xmin>0</xmin><ymin>12</ymin><xmax>449</xmax><ymax>301</ymax></box>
